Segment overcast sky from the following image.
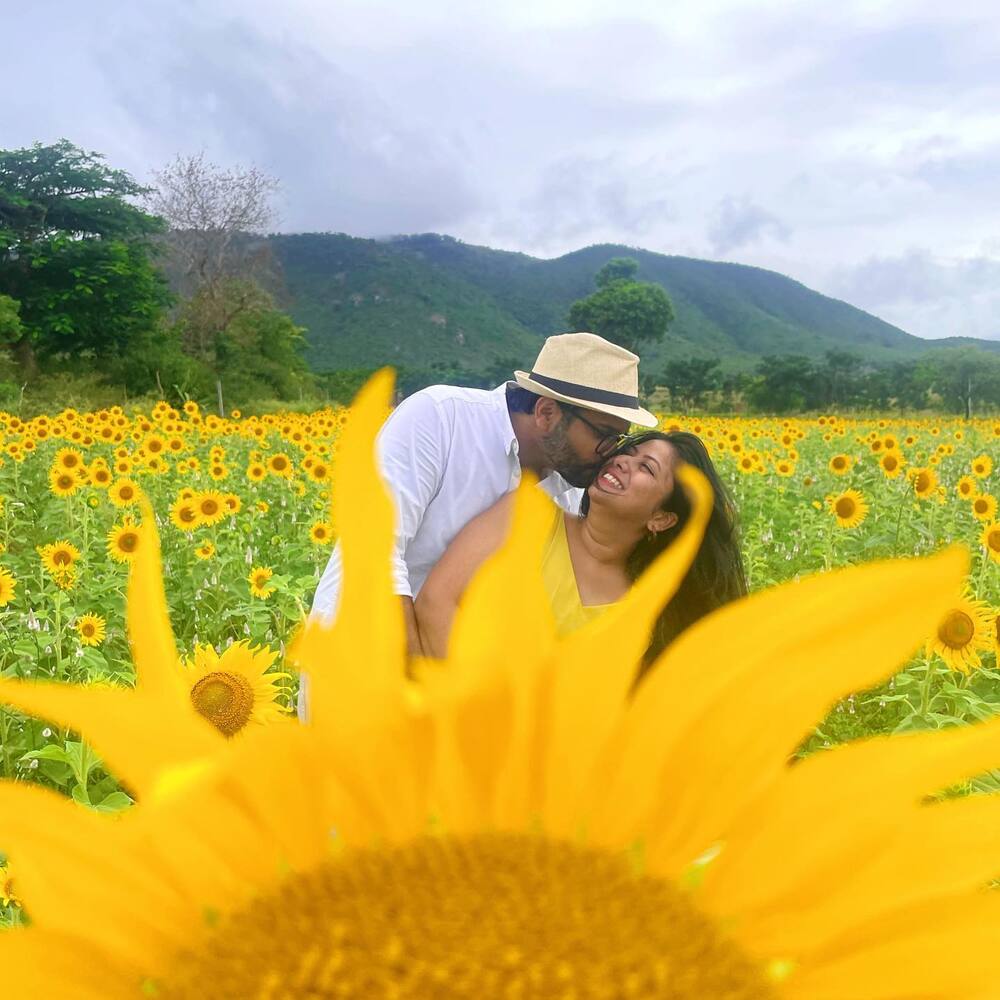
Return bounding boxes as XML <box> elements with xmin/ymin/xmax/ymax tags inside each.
<box><xmin>7</xmin><ymin>0</ymin><xmax>1000</xmax><ymax>340</ymax></box>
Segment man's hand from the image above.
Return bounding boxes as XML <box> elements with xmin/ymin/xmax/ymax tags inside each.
<box><xmin>402</xmin><ymin>596</ymin><xmax>424</xmax><ymax>659</ymax></box>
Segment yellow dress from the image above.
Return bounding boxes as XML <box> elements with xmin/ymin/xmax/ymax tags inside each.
<box><xmin>541</xmin><ymin>509</ymin><xmax>617</xmax><ymax>636</ymax></box>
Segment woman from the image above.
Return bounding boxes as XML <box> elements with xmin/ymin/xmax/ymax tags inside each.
<box><xmin>416</xmin><ymin>431</ymin><xmax>747</xmax><ymax>684</ymax></box>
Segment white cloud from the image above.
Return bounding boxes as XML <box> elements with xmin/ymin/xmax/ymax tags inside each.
<box><xmin>6</xmin><ymin>0</ymin><xmax>1000</xmax><ymax>339</ymax></box>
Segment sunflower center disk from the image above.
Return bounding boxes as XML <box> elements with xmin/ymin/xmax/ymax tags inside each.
<box><xmin>156</xmin><ymin>833</ymin><xmax>776</xmax><ymax>999</ymax></box>
<box><xmin>189</xmin><ymin>670</ymin><xmax>255</xmax><ymax>737</ymax></box>
<box><xmin>939</xmin><ymin>611</ymin><xmax>975</xmax><ymax>649</ymax></box>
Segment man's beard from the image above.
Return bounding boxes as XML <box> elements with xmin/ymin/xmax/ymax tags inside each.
<box><xmin>539</xmin><ymin>424</ymin><xmax>601</xmax><ymax>488</ymax></box>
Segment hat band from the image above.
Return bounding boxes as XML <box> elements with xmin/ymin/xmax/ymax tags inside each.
<box><xmin>528</xmin><ymin>371</ymin><xmax>638</xmax><ymax>409</ymax></box>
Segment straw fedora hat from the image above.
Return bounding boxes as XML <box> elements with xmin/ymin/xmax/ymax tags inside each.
<box><xmin>514</xmin><ymin>332</ymin><xmax>657</xmax><ymax>428</ymax></box>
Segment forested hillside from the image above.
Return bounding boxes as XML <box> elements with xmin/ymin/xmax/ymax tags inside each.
<box><xmin>268</xmin><ymin>232</ymin><xmax>995</xmax><ymax>375</ymax></box>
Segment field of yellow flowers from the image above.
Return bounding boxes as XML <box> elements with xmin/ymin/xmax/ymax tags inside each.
<box><xmin>0</xmin><ymin>400</ymin><xmax>997</xmax><ymax>926</ymax></box>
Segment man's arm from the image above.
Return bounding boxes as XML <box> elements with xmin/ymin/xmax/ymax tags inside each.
<box><xmin>311</xmin><ymin>389</ymin><xmax>448</xmax><ymax>629</ymax></box>
<box><xmin>414</xmin><ymin>494</ymin><xmax>515</xmax><ymax>658</ymax></box>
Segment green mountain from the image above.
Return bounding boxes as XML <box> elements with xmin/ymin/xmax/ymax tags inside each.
<box><xmin>268</xmin><ymin>232</ymin><xmax>998</xmax><ymax>374</ymax></box>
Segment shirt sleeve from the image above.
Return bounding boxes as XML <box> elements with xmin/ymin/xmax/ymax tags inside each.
<box><xmin>309</xmin><ymin>389</ymin><xmax>448</xmax><ymax>624</ymax></box>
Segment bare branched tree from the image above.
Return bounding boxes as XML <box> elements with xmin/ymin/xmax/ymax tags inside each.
<box><xmin>148</xmin><ymin>152</ymin><xmax>280</xmax><ymax>291</ymax></box>
<box><xmin>148</xmin><ymin>153</ymin><xmax>281</xmax><ymax>363</ymax></box>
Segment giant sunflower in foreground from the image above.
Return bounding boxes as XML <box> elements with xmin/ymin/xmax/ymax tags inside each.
<box><xmin>5</xmin><ymin>374</ymin><xmax>1000</xmax><ymax>998</ymax></box>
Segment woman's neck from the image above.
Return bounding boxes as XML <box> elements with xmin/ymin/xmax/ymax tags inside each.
<box><xmin>570</xmin><ymin>505</ymin><xmax>643</xmax><ymax>568</ymax></box>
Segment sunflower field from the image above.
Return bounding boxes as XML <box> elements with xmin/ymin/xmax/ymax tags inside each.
<box><xmin>0</xmin><ymin>399</ymin><xmax>998</xmax><ymax>930</ymax></box>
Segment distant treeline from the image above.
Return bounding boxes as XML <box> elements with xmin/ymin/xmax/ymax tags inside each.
<box><xmin>318</xmin><ymin>346</ymin><xmax>1000</xmax><ymax>417</ymax></box>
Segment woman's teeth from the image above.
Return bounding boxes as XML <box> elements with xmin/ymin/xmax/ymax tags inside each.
<box><xmin>602</xmin><ymin>471</ymin><xmax>624</xmax><ymax>490</ymax></box>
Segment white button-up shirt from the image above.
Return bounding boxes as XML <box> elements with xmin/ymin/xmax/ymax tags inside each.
<box><xmin>310</xmin><ymin>382</ymin><xmax>583</xmax><ymax>623</ymax></box>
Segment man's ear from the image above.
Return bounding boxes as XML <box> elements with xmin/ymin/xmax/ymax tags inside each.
<box><xmin>647</xmin><ymin>510</ymin><xmax>678</xmax><ymax>535</ymax></box>
<box><xmin>533</xmin><ymin>396</ymin><xmax>564</xmax><ymax>433</ymax></box>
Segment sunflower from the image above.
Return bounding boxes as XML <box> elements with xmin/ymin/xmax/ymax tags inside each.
<box><xmin>828</xmin><ymin>454</ymin><xmax>852</xmax><ymax>475</ymax></box>
<box><xmin>774</xmin><ymin>460</ymin><xmax>795</xmax><ymax>478</ymax></box>
<box><xmin>3</xmin><ymin>373</ymin><xmax>1000</xmax><ymax>999</ymax></box>
<box><xmin>0</xmin><ymin>567</ymin><xmax>16</xmax><ymax>606</ymax></box>
<box><xmin>107</xmin><ymin>520</ymin><xmax>141</xmax><ymax>564</ymax></box>
<box><xmin>309</xmin><ymin>521</ymin><xmax>333</xmax><ymax>545</ymax></box>
<box><xmin>194</xmin><ymin>541</ymin><xmax>216</xmax><ymax>560</ymax></box>
<box><xmin>926</xmin><ymin>594</ymin><xmax>995</xmax><ymax>673</ymax></box>
<box><xmin>248</xmin><ymin>566</ymin><xmax>276</xmax><ymax>599</ymax></box>
<box><xmin>971</xmin><ymin>493</ymin><xmax>998</xmax><ymax>523</ymax></box>
<box><xmin>910</xmin><ymin>467</ymin><xmax>937</xmax><ymax>499</ymax></box>
<box><xmin>48</xmin><ymin>467</ymin><xmax>82</xmax><ymax>498</ymax></box>
<box><xmin>88</xmin><ymin>464</ymin><xmax>112</xmax><ymax>489</ymax></box>
<box><xmin>307</xmin><ymin>460</ymin><xmax>330</xmax><ymax>483</ymax></box>
<box><xmin>223</xmin><ymin>493</ymin><xmax>241</xmax><ymax>515</ymax></box>
<box><xmin>108</xmin><ymin>478</ymin><xmax>141</xmax><ymax>508</ymax></box>
<box><xmin>39</xmin><ymin>540</ymin><xmax>81</xmax><ymax>576</ymax></box>
<box><xmin>180</xmin><ymin>641</ymin><xmax>290</xmax><ymax>738</ymax></box>
<box><xmin>267</xmin><ymin>452</ymin><xmax>292</xmax><ymax>477</ymax></box>
<box><xmin>75</xmin><ymin>614</ymin><xmax>107</xmax><ymax>647</ymax></box>
<box><xmin>879</xmin><ymin>451</ymin><xmax>904</xmax><ymax>479</ymax></box>
<box><xmin>980</xmin><ymin>522</ymin><xmax>1000</xmax><ymax>564</ymax></box>
<box><xmin>54</xmin><ymin>447</ymin><xmax>84</xmax><ymax>471</ymax></box>
<box><xmin>246</xmin><ymin>462</ymin><xmax>267</xmax><ymax>483</ymax></box>
<box><xmin>196</xmin><ymin>491</ymin><xmax>228</xmax><ymax>527</ymax></box>
<box><xmin>208</xmin><ymin>463</ymin><xmax>228</xmax><ymax>481</ymax></box>
<box><xmin>169</xmin><ymin>497</ymin><xmax>200</xmax><ymax>533</ymax></box>
<box><xmin>0</xmin><ymin>864</ymin><xmax>19</xmax><ymax>908</ymax></box>
<box><xmin>956</xmin><ymin>475</ymin><xmax>978</xmax><ymax>500</ymax></box>
<box><xmin>828</xmin><ymin>489</ymin><xmax>868</xmax><ymax>529</ymax></box>
<box><xmin>971</xmin><ymin>454</ymin><xmax>993</xmax><ymax>478</ymax></box>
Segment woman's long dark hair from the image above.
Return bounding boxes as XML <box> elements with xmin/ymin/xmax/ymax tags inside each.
<box><xmin>580</xmin><ymin>431</ymin><xmax>747</xmax><ymax>686</ymax></box>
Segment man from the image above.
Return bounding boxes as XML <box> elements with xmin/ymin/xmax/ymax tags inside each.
<box><xmin>304</xmin><ymin>332</ymin><xmax>656</xmax><ymax>710</ymax></box>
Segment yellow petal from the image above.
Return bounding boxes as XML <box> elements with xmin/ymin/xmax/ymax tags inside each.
<box><xmin>291</xmin><ymin>370</ymin><xmax>429</xmax><ymax>841</ymax></box>
<box><xmin>128</xmin><ymin>500</ymin><xmax>186</xmax><ymax>703</ymax></box>
<box><xmin>429</xmin><ymin>480</ymin><xmax>554</xmax><ymax>832</ymax></box>
<box><xmin>735</xmin><ymin>792</ymin><xmax>1000</xmax><ymax>956</ymax></box>
<box><xmin>0</xmin><ymin>782</ymin><xmax>193</xmax><ymax>969</ymax></box>
<box><xmin>587</xmin><ymin>546</ymin><xmax>966</xmax><ymax>865</ymax></box>
<box><xmin>542</xmin><ymin>465</ymin><xmax>713</xmax><ymax>836</ymax></box>
<box><xmin>701</xmin><ymin>713</ymin><xmax>1000</xmax><ymax>928</ymax></box>
<box><xmin>784</xmin><ymin>893</ymin><xmax>1000</xmax><ymax>1000</ymax></box>
<box><xmin>0</xmin><ymin>928</ymin><xmax>131</xmax><ymax>1000</ymax></box>
<box><xmin>0</xmin><ymin>679</ymin><xmax>221</xmax><ymax>798</ymax></box>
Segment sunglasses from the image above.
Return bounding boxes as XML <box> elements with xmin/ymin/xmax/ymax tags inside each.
<box><xmin>565</xmin><ymin>407</ymin><xmax>629</xmax><ymax>457</ymax></box>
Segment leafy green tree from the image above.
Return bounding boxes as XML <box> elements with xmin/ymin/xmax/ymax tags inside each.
<box><xmin>923</xmin><ymin>348</ymin><xmax>1000</xmax><ymax>418</ymax></box>
<box><xmin>567</xmin><ymin>258</ymin><xmax>674</xmax><ymax>353</ymax></box>
<box><xmin>661</xmin><ymin>357</ymin><xmax>721</xmax><ymax>411</ymax></box>
<box><xmin>0</xmin><ymin>140</ymin><xmax>170</xmax><ymax>374</ymax></box>
<box><xmin>595</xmin><ymin>256</ymin><xmax>639</xmax><ymax>289</ymax></box>
<box><xmin>169</xmin><ymin>279</ymin><xmax>312</xmax><ymax>403</ymax></box>
<box><xmin>747</xmin><ymin>355</ymin><xmax>819</xmax><ymax>413</ymax></box>
<box><xmin>0</xmin><ymin>294</ymin><xmax>21</xmax><ymax>342</ymax></box>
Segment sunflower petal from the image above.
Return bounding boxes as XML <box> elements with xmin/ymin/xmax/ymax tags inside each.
<box><xmin>128</xmin><ymin>500</ymin><xmax>186</xmax><ymax>703</ymax></box>
<box><xmin>543</xmin><ymin>465</ymin><xmax>713</xmax><ymax>836</ymax></box>
<box><xmin>430</xmin><ymin>480</ymin><xmax>554</xmax><ymax>832</ymax></box>
<box><xmin>784</xmin><ymin>893</ymin><xmax>1000</xmax><ymax>1000</ymax></box>
<box><xmin>0</xmin><ymin>782</ymin><xmax>193</xmax><ymax>968</ymax></box>
<box><xmin>0</xmin><ymin>679</ymin><xmax>221</xmax><ymax>797</ymax></box>
<box><xmin>291</xmin><ymin>370</ymin><xmax>430</xmax><ymax>840</ymax></box>
<box><xmin>700</xmin><ymin>714</ymin><xmax>1000</xmax><ymax>927</ymax></box>
<box><xmin>587</xmin><ymin>546</ymin><xmax>966</xmax><ymax>863</ymax></box>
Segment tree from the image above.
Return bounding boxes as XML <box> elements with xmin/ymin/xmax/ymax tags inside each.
<box><xmin>0</xmin><ymin>140</ymin><xmax>170</xmax><ymax>374</ymax></box>
<box><xmin>0</xmin><ymin>294</ymin><xmax>21</xmax><ymax>343</ymax></box>
<box><xmin>148</xmin><ymin>152</ymin><xmax>279</xmax><ymax>294</ymax></box>
<box><xmin>746</xmin><ymin>355</ymin><xmax>819</xmax><ymax>413</ymax></box>
<box><xmin>168</xmin><ymin>279</ymin><xmax>311</xmax><ymax>403</ymax></box>
<box><xmin>924</xmin><ymin>348</ymin><xmax>1000</xmax><ymax>418</ymax></box>
<box><xmin>595</xmin><ymin>256</ymin><xmax>639</xmax><ymax>289</ymax></box>
<box><xmin>567</xmin><ymin>257</ymin><xmax>674</xmax><ymax>353</ymax></box>
<box><xmin>661</xmin><ymin>357</ymin><xmax>721</xmax><ymax>412</ymax></box>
